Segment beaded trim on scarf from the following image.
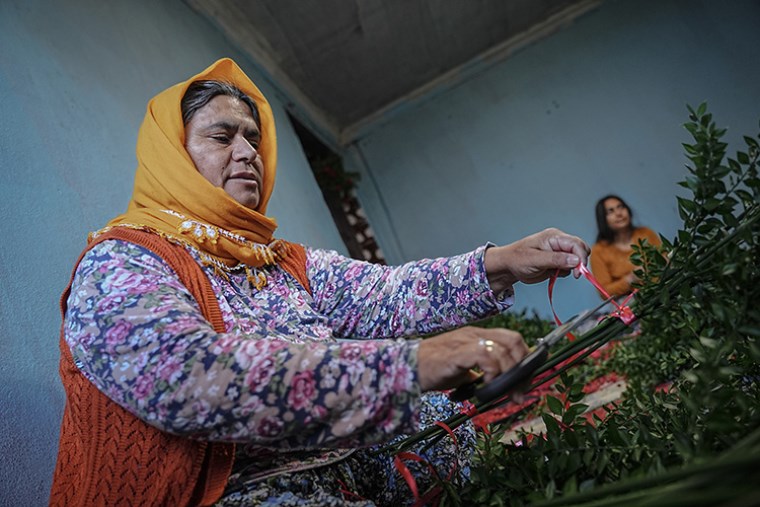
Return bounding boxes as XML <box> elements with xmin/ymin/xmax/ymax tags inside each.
<box><xmin>89</xmin><ymin>210</ymin><xmax>289</xmax><ymax>290</ymax></box>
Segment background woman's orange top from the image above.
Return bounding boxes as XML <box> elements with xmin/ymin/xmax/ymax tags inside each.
<box><xmin>590</xmin><ymin>227</ymin><xmax>660</xmax><ymax>297</ymax></box>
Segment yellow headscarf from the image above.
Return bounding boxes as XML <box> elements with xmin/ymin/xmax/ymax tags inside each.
<box><xmin>100</xmin><ymin>58</ymin><xmax>287</xmax><ymax>277</ymax></box>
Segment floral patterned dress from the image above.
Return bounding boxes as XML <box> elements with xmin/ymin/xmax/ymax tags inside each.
<box><xmin>64</xmin><ymin>239</ymin><xmax>513</xmax><ymax>505</ymax></box>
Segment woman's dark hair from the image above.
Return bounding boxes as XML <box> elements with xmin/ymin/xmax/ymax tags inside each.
<box><xmin>595</xmin><ymin>194</ymin><xmax>634</xmax><ymax>243</ymax></box>
<box><xmin>181</xmin><ymin>80</ymin><xmax>260</xmax><ymax>126</ymax></box>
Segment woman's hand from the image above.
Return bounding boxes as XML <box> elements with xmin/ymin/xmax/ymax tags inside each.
<box><xmin>485</xmin><ymin>228</ymin><xmax>590</xmax><ymax>293</ymax></box>
<box><xmin>417</xmin><ymin>326</ymin><xmax>529</xmax><ymax>391</ymax></box>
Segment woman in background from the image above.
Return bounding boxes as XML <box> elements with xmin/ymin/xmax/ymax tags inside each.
<box><xmin>590</xmin><ymin>195</ymin><xmax>660</xmax><ymax>297</ymax></box>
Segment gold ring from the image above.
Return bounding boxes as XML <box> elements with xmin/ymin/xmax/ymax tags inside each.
<box><xmin>478</xmin><ymin>338</ymin><xmax>495</xmax><ymax>353</ymax></box>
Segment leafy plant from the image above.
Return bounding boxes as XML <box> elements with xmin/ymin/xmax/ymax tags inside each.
<box><xmin>401</xmin><ymin>105</ymin><xmax>760</xmax><ymax>506</ymax></box>
<box><xmin>462</xmin><ymin>105</ymin><xmax>760</xmax><ymax>506</ymax></box>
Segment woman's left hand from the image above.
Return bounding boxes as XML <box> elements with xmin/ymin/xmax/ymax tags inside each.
<box><xmin>485</xmin><ymin>228</ymin><xmax>590</xmax><ymax>293</ymax></box>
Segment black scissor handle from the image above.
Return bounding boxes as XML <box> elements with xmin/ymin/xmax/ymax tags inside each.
<box><xmin>449</xmin><ymin>346</ymin><xmax>548</xmax><ymax>403</ymax></box>
<box><xmin>448</xmin><ymin>298</ymin><xmax>612</xmax><ymax>404</ymax></box>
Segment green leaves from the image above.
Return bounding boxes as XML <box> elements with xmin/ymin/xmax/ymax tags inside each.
<box><xmin>546</xmin><ymin>395</ymin><xmax>564</xmax><ymax>416</ymax></box>
<box><xmin>453</xmin><ymin>105</ymin><xmax>760</xmax><ymax>506</ymax></box>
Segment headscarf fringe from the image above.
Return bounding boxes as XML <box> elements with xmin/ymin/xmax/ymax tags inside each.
<box><xmin>90</xmin><ymin>222</ymin><xmax>288</xmax><ymax>288</ymax></box>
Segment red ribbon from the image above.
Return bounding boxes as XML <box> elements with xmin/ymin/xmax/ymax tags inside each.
<box><xmin>549</xmin><ymin>264</ymin><xmax>638</xmax><ymax>328</ymax></box>
<box><xmin>394</xmin><ymin>452</ymin><xmax>442</xmax><ymax>506</ymax></box>
<box><xmin>548</xmin><ymin>270</ymin><xmax>578</xmax><ymax>341</ymax></box>
<box><xmin>460</xmin><ymin>400</ymin><xmax>478</xmax><ymax>417</ymax></box>
<box><xmin>336</xmin><ymin>478</ymin><xmax>367</xmax><ymax>502</ymax></box>
<box><xmin>394</xmin><ymin>422</ymin><xmax>460</xmax><ymax>507</ymax></box>
<box><xmin>576</xmin><ymin>263</ymin><xmax>638</xmax><ymax>325</ymax></box>
<box><xmin>433</xmin><ymin>421</ymin><xmax>458</xmax><ymax>451</ymax></box>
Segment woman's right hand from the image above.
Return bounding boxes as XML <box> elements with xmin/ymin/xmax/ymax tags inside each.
<box><xmin>416</xmin><ymin>326</ymin><xmax>529</xmax><ymax>391</ymax></box>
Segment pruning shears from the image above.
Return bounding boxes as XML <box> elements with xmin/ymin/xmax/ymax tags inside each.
<box><xmin>449</xmin><ymin>297</ymin><xmax>614</xmax><ymax>404</ymax></box>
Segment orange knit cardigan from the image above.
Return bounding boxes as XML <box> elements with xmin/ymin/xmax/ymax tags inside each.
<box><xmin>50</xmin><ymin>228</ymin><xmax>310</xmax><ymax>506</ymax></box>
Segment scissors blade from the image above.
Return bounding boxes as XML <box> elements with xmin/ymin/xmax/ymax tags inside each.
<box><xmin>539</xmin><ymin>296</ymin><xmax>615</xmax><ymax>347</ymax></box>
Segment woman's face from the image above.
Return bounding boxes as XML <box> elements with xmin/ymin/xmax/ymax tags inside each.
<box><xmin>184</xmin><ymin>95</ymin><xmax>264</xmax><ymax>210</ymax></box>
<box><xmin>604</xmin><ymin>198</ymin><xmax>631</xmax><ymax>232</ymax></box>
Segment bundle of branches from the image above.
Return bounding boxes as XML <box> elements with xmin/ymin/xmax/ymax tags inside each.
<box><xmin>384</xmin><ymin>105</ymin><xmax>760</xmax><ymax>506</ymax></box>
<box><xmin>528</xmin><ymin>426</ymin><xmax>760</xmax><ymax>507</ymax></box>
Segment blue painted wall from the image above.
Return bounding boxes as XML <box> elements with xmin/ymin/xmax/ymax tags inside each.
<box><xmin>2</xmin><ymin>0</ymin><xmax>760</xmax><ymax>504</ymax></box>
<box><xmin>0</xmin><ymin>1</ymin><xmax>343</xmax><ymax>504</ymax></box>
<box><xmin>347</xmin><ymin>0</ymin><xmax>760</xmax><ymax>319</ymax></box>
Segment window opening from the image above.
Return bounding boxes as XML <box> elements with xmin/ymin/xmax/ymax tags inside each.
<box><xmin>289</xmin><ymin>115</ymin><xmax>386</xmax><ymax>264</ymax></box>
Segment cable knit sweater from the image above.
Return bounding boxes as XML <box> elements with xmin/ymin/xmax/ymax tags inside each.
<box><xmin>50</xmin><ymin>228</ymin><xmax>309</xmax><ymax>506</ymax></box>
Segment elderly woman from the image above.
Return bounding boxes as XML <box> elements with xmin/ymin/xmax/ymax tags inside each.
<box><xmin>50</xmin><ymin>59</ymin><xmax>589</xmax><ymax>506</ymax></box>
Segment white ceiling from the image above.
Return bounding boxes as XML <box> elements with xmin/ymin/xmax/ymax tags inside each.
<box><xmin>185</xmin><ymin>0</ymin><xmax>601</xmax><ymax>144</ymax></box>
